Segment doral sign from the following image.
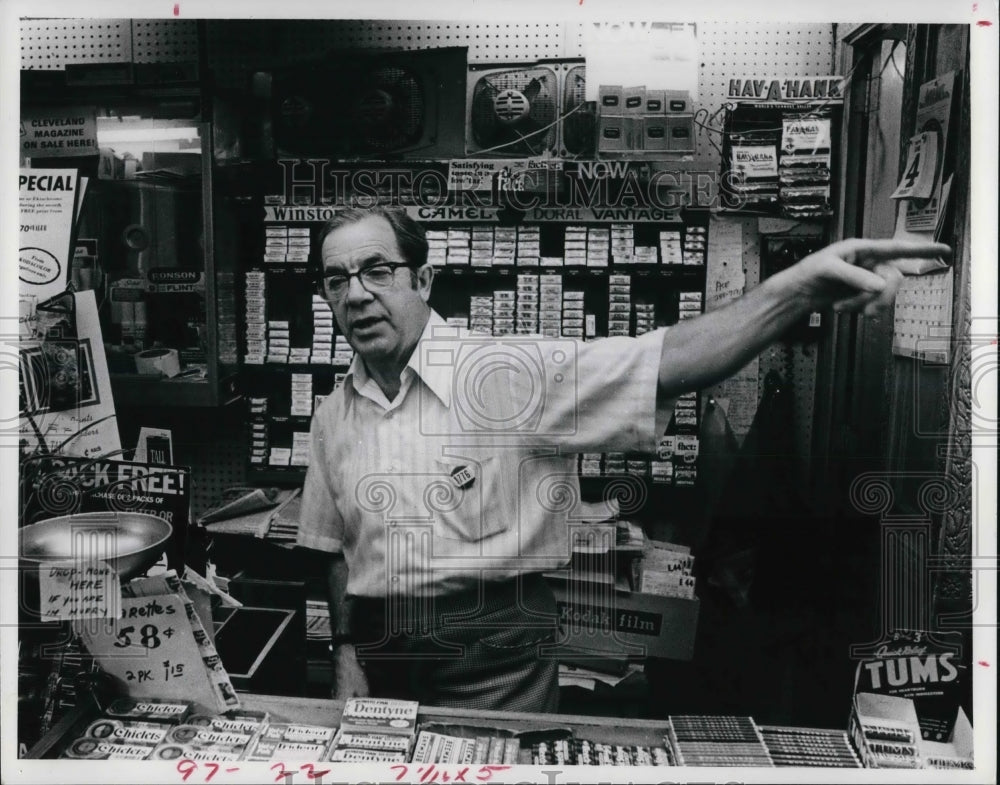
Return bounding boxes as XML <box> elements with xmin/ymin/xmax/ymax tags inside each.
<box><xmin>727</xmin><ymin>76</ymin><xmax>844</xmax><ymax>102</ymax></box>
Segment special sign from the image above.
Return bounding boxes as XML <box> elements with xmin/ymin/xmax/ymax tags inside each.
<box><xmin>21</xmin><ymin>107</ymin><xmax>98</xmax><ymax>157</ymax></box>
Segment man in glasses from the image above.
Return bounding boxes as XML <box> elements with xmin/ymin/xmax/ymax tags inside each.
<box><xmin>298</xmin><ymin>205</ymin><xmax>949</xmax><ymax>713</ymax></box>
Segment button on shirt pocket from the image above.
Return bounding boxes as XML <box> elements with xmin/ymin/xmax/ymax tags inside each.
<box><xmin>430</xmin><ymin>456</ymin><xmax>508</xmax><ymax>542</ymax></box>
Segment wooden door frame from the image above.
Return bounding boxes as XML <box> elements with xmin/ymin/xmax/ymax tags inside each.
<box><xmin>815</xmin><ymin>24</ymin><xmax>973</xmax><ymax>622</ymax></box>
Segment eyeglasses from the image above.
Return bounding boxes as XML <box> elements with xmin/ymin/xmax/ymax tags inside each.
<box><xmin>320</xmin><ymin>262</ymin><xmax>415</xmax><ymax>299</ymax></box>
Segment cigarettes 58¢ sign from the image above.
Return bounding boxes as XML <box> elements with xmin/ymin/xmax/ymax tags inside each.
<box><xmin>21</xmin><ymin>107</ymin><xmax>98</xmax><ymax>158</ymax></box>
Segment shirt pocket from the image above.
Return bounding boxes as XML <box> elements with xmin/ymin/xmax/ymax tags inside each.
<box><xmin>429</xmin><ymin>456</ymin><xmax>509</xmax><ymax>542</ymax></box>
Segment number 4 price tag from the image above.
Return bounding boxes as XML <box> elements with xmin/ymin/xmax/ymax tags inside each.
<box><xmin>891</xmin><ymin>131</ymin><xmax>939</xmax><ymax>201</ymax></box>
<box><xmin>78</xmin><ymin>593</ymin><xmax>221</xmax><ymax>709</ymax></box>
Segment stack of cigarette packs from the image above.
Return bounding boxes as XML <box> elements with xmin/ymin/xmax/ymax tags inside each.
<box><xmin>266</xmin><ymin>319</ymin><xmax>290</xmax><ymax>364</ymax></box>
<box><xmin>469</xmin><ymin>294</ymin><xmax>494</xmax><ymax>334</ymax></box>
<box><xmin>333</xmin><ymin>336</ymin><xmax>354</xmax><ymax>366</ymax></box>
<box><xmin>493</xmin><ymin>289</ymin><xmax>516</xmax><ymax>335</ymax></box>
<box><xmin>539</xmin><ymin>274</ymin><xmax>563</xmax><ymax>337</ymax></box>
<box><xmin>516</xmin><ymin>273</ymin><xmax>539</xmax><ymax>334</ymax></box>
<box><xmin>564</xmin><ymin>225</ymin><xmax>587</xmax><ymax>267</ymax></box>
<box><xmin>471</xmin><ymin>226</ymin><xmax>495</xmax><ymax>267</ymax></box>
<box><xmin>607</xmin><ymin>274</ymin><xmax>631</xmax><ymax>337</ymax></box>
<box><xmin>493</xmin><ymin>227</ymin><xmax>517</xmax><ymax>266</ymax></box>
<box><xmin>244</xmin><ymin>270</ymin><xmax>266</xmax><ymax>365</ymax></box>
<box><xmin>677</xmin><ymin>290</ymin><xmax>703</xmax><ymax>322</ymax></box>
<box><xmin>517</xmin><ymin>225</ymin><xmax>541</xmax><ymax>267</ymax></box>
<box><xmin>610</xmin><ymin>223</ymin><xmax>635</xmax><ymax>265</ymax></box>
<box><xmin>446</xmin><ymin>228</ymin><xmax>471</xmax><ymax>266</ymax></box>
<box><xmin>290</xmin><ymin>372</ymin><xmax>313</xmax><ymax>417</ymax></box>
<box><xmin>587</xmin><ymin>227</ymin><xmax>610</xmax><ymax>268</ymax></box>
<box><xmin>660</xmin><ymin>229</ymin><xmax>684</xmax><ymax>266</ymax></box>
<box><xmin>682</xmin><ymin>226</ymin><xmax>707</xmax><ymax>266</ymax></box>
<box><xmin>562</xmin><ymin>289</ymin><xmax>585</xmax><ymax>338</ymax></box>
<box><xmin>311</xmin><ymin>295</ymin><xmax>334</xmax><ymax>364</ymax></box>
<box><xmin>634</xmin><ymin>301</ymin><xmax>656</xmax><ymax>335</ymax></box>
<box><xmin>426</xmin><ymin>229</ymin><xmax>448</xmax><ymax>267</ymax></box>
<box><xmin>263</xmin><ymin>225</ymin><xmax>310</xmax><ymax>265</ymax></box>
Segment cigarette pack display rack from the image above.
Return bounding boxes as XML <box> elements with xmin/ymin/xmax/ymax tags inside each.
<box><xmin>216</xmin><ymin>160</ymin><xmax>709</xmax><ymax>488</ymax></box>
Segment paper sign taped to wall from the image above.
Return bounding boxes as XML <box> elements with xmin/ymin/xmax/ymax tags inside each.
<box><xmin>891</xmin><ymin>132</ymin><xmax>939</xmax><ymax>200</ymax></box>
<box><xmin>39</xmin><ymin>561</ymin><xmax>121</xmax><ymax>621</ymax></box>
<box><xmin>19</xmin><ymin>168</ymin><xmax>79</xmax><ymax>305</ymax></box>
<box><xmin>21</xmin><ymin>108</ymin><xmax>98</xmax><ymax>158</ymax></box>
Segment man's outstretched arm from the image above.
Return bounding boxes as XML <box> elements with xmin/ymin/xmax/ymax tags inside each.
<box><xmin>657</xmin><ymin>238</ymin><xmax>951</xmax><ymax>399</ymax></box>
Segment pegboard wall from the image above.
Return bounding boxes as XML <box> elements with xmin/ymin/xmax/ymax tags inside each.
<box><xmin>20</xmin><ymin>19</ymin><xmax>133</xmax><ymax>68</ymax></box>
<box><xmin>20</xmin><ymin>19</ymin><xmax>198</xmax><ymax>69</ymax></box>
<box><xmin>20</xmin><ymin>18</ymin><xmax>835</xmax><ymax>193</ymax></box>
<box><xmin>202</xmin><ymin>19</ymin><xmax>835</xmax><ymax>177</ymax></box>
<box><xmin>116</xmin><ymin>407</ymin><xmax>248</xmax><ymax>517</ymax></box>
<box><xmin>205</xmin><ymin>20</ymin><xmax>581</xmax><ymax>82</ymax></box>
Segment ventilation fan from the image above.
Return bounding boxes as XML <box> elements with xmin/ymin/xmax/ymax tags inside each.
<box><xmin>466</xmin><ymin>65</ymin><xmax>559</xmax><ymax>157</ymax></box>
<box><xmin>350</xmin><ymin>64</ymin><xmax>427</xmax><ymax>153</ymax></box>
<box><xmin>559</xmin><ymin>63</ymin><xmax>596</xmax><ymax>158</ymax></box>
<box><xmin>266</xmin><ymin>47</ymin><xmax>467</xmax><ymax>159</ymax></box>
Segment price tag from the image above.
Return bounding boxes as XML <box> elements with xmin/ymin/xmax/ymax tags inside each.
<box><xmin>891</xmin><ymin>131</ymin><xmax>939</xmax><ymax>200</ymax></box>
<box><xmin>39</xmin><ymin>561</ymin><xmax>120</xmax><ymax>621</ymax></box>
<box><xmin>78</xmin><ymin>593</ymin><xmax>221</xmax><ymax>709</ymax></box>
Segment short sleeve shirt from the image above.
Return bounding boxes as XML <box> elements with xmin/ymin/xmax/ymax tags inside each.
<box><xmin>298</xmin><ymin>311</ymin><xmax>672</xmax><ymax>597</ymax></box>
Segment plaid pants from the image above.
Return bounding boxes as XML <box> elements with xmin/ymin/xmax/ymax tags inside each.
<box><xmin>349</xmin><ymin>573</ymin><xmax>560</xmax><ymax>713</ymax></box>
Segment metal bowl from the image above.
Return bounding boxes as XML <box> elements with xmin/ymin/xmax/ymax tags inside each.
<box><xmin>19</xmin><ymin>511</ymin><xmax>173</xmax><ymax>581</ymax></box>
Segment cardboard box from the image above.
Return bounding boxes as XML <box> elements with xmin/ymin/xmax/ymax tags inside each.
<box><xmin>546</xmin><ymin>575</ymin><xmax>698</xmax><ymax>661</ymax></box>
<box><xmin>849</xmin><ymin>683</ymin><xmax>974</xmax><ymax>770</ymax></box>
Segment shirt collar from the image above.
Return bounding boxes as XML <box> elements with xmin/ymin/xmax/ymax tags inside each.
<box><xmin>407</xmin><ymin>310</ymin><xmax>453</xmax><ymax>408</ymax></box>
<box><xmin>343</xmin><ymin>309</ymin><xmax>454</xmax><ymax>409</ymax></box>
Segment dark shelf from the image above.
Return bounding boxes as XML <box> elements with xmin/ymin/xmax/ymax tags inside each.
<box><xmin>111</xmin><ymin>374</ymin><xmax>216</xmax><ymax>407</ymax></box>
<box><xmin>247</xmin><ymin>468</ymin><xmax>308</xmax><ymax>486</ymax></box>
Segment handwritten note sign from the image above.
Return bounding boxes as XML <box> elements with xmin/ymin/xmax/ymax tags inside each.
<box><xmin>78</xmin><ymin>593</ymin><xmax>221</xmax><ymax>711</ymax></box>
<box><xmin>39</xmin><ymin>561</ymin><xmax>120</xmax><ymax>621</ymax></box>
<box><xmin>705</xmin><ymin>216</ymin><xmax>757</xmax><ymax>442</ymax></box>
